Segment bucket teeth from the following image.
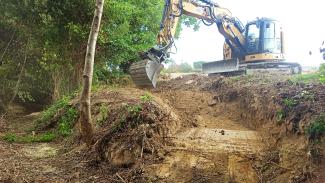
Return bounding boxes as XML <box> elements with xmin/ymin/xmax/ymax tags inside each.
<box><xmin>129</xmin><ymin>59</ymin><xmax>163</xmax><ymax>88</ymax></box>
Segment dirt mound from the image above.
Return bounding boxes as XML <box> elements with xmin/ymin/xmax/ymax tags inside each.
<box><xmin>68</xmin><ymin>88</ymin><xmax>180</xmax><ymax>182</ymax></box>
<box><xmin>94</xmin><ymin>95</ymin><xmax>175</xmax><ymax>165</ymax></box>
<box><xmin>157</xmin><ymin>73</ymin><xmax>217</xmax><ymax>91</ymax></box>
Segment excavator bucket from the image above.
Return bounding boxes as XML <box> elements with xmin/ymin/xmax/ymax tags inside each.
<box><xmin>129</xmin><ymin>59</ymin><xmax>164</xmax><ymax>88</ymax></box>
<box><xmin>202</xmin><ymin>59</ymin><xmax>240</xmax><ymax>74</ymax></box>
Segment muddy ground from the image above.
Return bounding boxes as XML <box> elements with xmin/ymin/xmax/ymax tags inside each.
<box><xmin>0</xmin><ymin>73</ymin><xmax>324</xmax><ymax>183</ymax></box>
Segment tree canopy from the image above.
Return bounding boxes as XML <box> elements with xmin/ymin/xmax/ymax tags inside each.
<box><xmin>0</xmin><ymin>0</ymin><xmax>202</xmax><ymax>112</ymax></box>
<box><xmin>0</xmin><ymin>0</ymin><xmax>166</xmax><ymax>111</ymax></box>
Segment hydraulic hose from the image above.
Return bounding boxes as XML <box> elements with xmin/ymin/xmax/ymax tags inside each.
<box><xmin>160</xmin><ymin>0</ymin><xmax>171</xmax><ymax>30</ymax></box>
<box><xmin>202</xmin><ymin>19</ymin><xmax>214</xmax><ymax>26</ymax></box>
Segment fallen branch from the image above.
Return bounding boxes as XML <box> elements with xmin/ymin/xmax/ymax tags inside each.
<box><xmin>116</xmin><ymin>173</ymin><xmax>127</xmax><ymax>183</ymax></box>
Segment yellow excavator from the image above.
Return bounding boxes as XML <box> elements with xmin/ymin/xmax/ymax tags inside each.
<box><xmin>129</xmin><ymin>0</ymin><xmax>302</xmax><ymax>88</ymax></box>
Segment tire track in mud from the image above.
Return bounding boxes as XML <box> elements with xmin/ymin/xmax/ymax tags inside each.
<box><xmin>147</xmin><ymin>90</ymin><xmax>264</xmax><ymax>182</ymax></box>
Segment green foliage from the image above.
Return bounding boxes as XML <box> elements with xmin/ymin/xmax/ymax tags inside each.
<box><xmin>36</xmin><ymin>96</ymin><xmax>71</xmax><ymax>125</ymax></box>
<box><xmin>0</xmin><ymin>0</ymin><xmax>166</xmax><ymax>107</ymax></box>
<box><xmin>319</xmin><ymin>64</ymin><xmax>325</xmax><ymax>73</ymax></box>
<box><xmin>0</xmin><ymin>0</ymin><xmax>202</xmax><ymax>109</ymax></box>
<box><xmin>283</xmin><ymin>98</ymin><xmax>297</xmax><ymax>109</ymax></box>
<box><xmin>193</xmin><ymin>61</ymin><xmax>206</xmax><ymax>70</ymax></box>
<box><xmin>320</xmin><ymin>76</ymin><xmax>325</xmax><ymax>83</ymax></box>
<box><xmin>229</xmin><ymin>76</ymin><xmax>242</xmax><ymax>82</ymax></box>
<box><xmin>276</xmin><ymin>109</ymin><xmax>286</xmax><ymax>122</ymax></box>
<box><xmin>3</xmin><ymin>132</ymin><xmax>56</xmax><ymax>143</ymax></box>
<box><xmin>2</xmin><ymin>95</ymin><xmax>77</xmax><ymax>144</ymax></box>
<box><xmin>3</xmin><ymin>133</ymin><xmax>17</xmax><ymax>143</ymax></box>
<box><xmin>165</xmin><ymin>62</ymin><xmax>193</xmax><ymax>73</ymax></box>
<box><xmin>306</xmin><ymin>114</ymin><xmax>325</xmax><ymax>141</ymax></box>
<box><xmin>99</xmin><ymin>0</ymin><xmax>164</xmax><ymax>71</ymax></box>
<box><xmin>35</xmin><ymin>133</ymin><xmax>56</xmax><ymax>142</ymax></box>
<box><xmin>175</xmin><ymin>15</ymin><xmax>200</xmax><ymax>39</ymax></box>
<box><xmin>57</xmin><ymin>107</ymin><xmax>78</xmax><ymax>137</ymax></box>
<box><xmin>97</xmin><ymin>104</ymin><xmax>110</xmax><ymax>126</ymax></box>
<box><xmin>140</xmin><ymin>92</ymin><xmax>153</xmax><ymax>102</ymax></box>
<box><xmin>179</xmin><ymin>63</ymin><xmax>193</xmax><ymax>73</ymax></box>
<box><xmin>17</xmin><ymin>91</ymin><xmax>35</xmax><ymax>103</ymax></box>
<box><xmin>0</xmin><ymin>0</ymin><xmax>202</xmax><ymax>110</ymax></box>
<box><xmin>112</xmin><ymin>115</ymin><xmax>127</xmax><ymax>133</ymax></box>
<box><xmin>319</xmin><ymin>64</ymin><xmax>325</xmax><ymax>83</ymax></box>
<box><xmin>127</xmin><ymin>104</ymin><xmax>142</xmax><ymax>116</ymax></box>
<box><xmin>93</xmin><ymin>68</ymin><xmax>132</xmax><ymax>86</ymax></box>
<box><xmin>291</xmin><ymin>64</ymin><xmax>325</xmax><ymax>84</ymax></box>
<box><xmin>34</xmin><ymin>96</ymin><xmax>78</xmax><ymax>138</ymax></box>
<box><xmin>291</xmin><ymin>73</ymin><xmax>320</xmax><ymax>83</ymax></box>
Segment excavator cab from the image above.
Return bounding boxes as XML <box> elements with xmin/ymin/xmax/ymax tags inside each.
<box><xmin>245</xmin><ymin>18</ymin><xmax>284</xmax><ymax>61</ymax></box>
<box><xmin>203</xmin><ymin>18</ymin><xmax>287</xmax><ymax>75</ymax></box>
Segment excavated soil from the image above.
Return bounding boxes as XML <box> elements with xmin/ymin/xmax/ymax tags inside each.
<box><xmin>144</xmin><ymin>89</ymin><xmax>263</xmax><ymax>183</ymax></box>
<box><xmin>0</xmin><ymin>73</ymin><xmax>324</xmax><ymax>183</ymax></box>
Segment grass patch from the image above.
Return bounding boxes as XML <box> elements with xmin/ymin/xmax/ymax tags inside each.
<box><xmin>3</xmin><ymin>133</ymin><xmax>17</xmax><ymax>143</ymax></box>
<box><xmin>276</xmin><ymin>109</ymin><xmax>286</xmax><ymax>123</ymax></box>
<box><xmin>140</xmin><ymin>92</ymin><xmax>153</xmax><ymax>102</ymax></box>
<box><xmin>96</xmin><ymin>104</ymin><xmax>110</xmax><ymax>126</ymax></box>
<box><xmin>306</xmin><ymin>114</ymin><xmax>325</xmax><ymax>141</ymax></box>
<box><xmin>35</xmin><ymin>96</ymin><xmax>71</xmax><ymax>125</ymax></box>
<box><xmin>32</xmin><ymin>95</ymin><xmax>78</xmax><ymax>140</ymax></box>
<box><xmin>291</xmin><ymin>64</ymin><xmax>325</xmax><ymax>84</ymax></box>
<box><xmin>3</xmin><ymin>95</ymin><xmax>78</xmax><ymax>144</ymax></box>
<box><xmin>127</xmin><ymin>104</ymin><xmax>142</xmax><ymax>115</ymax></box>
<box><xmin>57</xmin><ymin>107</ymin><xmax>78</xmax><ymax>137</ymax></box>
<box><xmin>283</xmin><ymin>98</ymin><xmax>298</xmax><ymax>109</ymax></box>
<box><xmin>291</xmin><ymin>73</ymin><xmax>320</xmax><ymax>83</ymax></box>
<box><xmin>3</xmin><ymin>132</ymin><xmax>56</xmax><ymax>143</ymax></box>
<box><xmin>229</xmin><ymin>76</ymin><xmax>241</xmax><ymax>82</ymax></box>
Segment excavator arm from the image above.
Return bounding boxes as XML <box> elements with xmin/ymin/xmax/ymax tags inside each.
<box><xmin>130</xmin><ymin>0</ymin><xmax>246</xmax><ymax>87</ymax></box>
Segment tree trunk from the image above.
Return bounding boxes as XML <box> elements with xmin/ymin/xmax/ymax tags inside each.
<box><xmin>0</xmin><ymin>32</ymin><xmax>15</xmax><ymax>65</ymax></box>
<box><xmin>79</xmin><ymin>0</ymin><xmax>105</xmax><ymax>145</ymax></box>
<box><xmin>7</xmin><ymin>42</ymin><xmax>28</xmax><ymax>107</ymax></box>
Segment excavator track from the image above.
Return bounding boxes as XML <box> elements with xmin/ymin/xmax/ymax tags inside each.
<box><xmin>203</xmin><ymin>59</ymin><xmax>302</xmax><ymax>76</ymax></box>
<box><xmin>245</xmin><ymin>61</ymin><xmax>302</xmax><ymax>74</ymax></box>
<box><xmin>129</xmin><ymin>59</ymin><xmax>164</xmax><ymax>88</ymax></box>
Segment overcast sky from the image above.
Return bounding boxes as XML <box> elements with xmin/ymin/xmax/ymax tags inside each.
<box><xmin>170</xmin><ymin>0</ymin><xmax>325</xmax><ymax>66</ymax></box>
